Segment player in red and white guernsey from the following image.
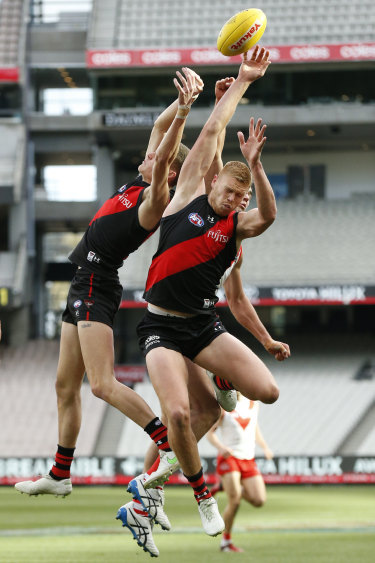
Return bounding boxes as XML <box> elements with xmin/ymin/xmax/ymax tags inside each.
<box><xmin>137</xmin><ymin>47</ymin><xmax>289</xmax><ymax>538</ymax></box>
<box><xmin>207</xmin><ymin>394</ymin><xmax>272</xmax><ymax>552</ymax></box>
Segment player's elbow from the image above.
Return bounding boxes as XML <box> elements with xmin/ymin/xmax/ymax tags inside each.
<box><xmin>154</xmin><ymin>148</ymin><xmax>170</xmax><ymax>168</ymax></box>
<box><xmin>263</xmin><ymin>204</ymin><xmax>277</xmax><ymax>225</ymax></box>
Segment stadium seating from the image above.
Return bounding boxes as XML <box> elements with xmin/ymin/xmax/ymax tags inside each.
<box><xmin>0</xmin><ymin>334</ymin><xmax>373</xmax><ymax>458</ymax></box>
<box><xmin>253</xmin><ymin>333</ymin><xmax>375</xmax><ymax>456</ymax></box>
<box><xmin>0</xmin><ymin>339</ymin><xmax>106</xmax><ymax>457</ymax></box>
<box><xmin>87</xmin><ymin>0</ymin><xmax>375</xmax><ymax>49</ymax></box>
<box><xmin>118</xmin><ymin>198</ymin><xmax>375</xmax><ymax>289</ymax></box>
<box><xmin>0</xmin><ymin>0</ymin><xmax>24</xmax><ymax>67</ymax></box>
<box><xmin>114</xmin><ymin>334</ymin><xmax>375</xmax><ymax>458</ymax></box>
<box><xmin>240</xmin><ymin>198</ymin><xmax>375</xmax><ymax>286</ymax></box>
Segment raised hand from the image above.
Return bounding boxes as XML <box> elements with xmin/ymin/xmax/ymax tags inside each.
<box><xmin>190</xmin><ymin>69</ymin><xmax>204</xmax><ymax>99</ymax></box>
<box><xmin>174</xmin><ymin>67</ymin><xmax>198</xmax><ymax>107</ymax></box>
<box><xmin>237</xmin><ymin>117</ymin><xmax>267</xmax><ymax>168</ymax></box>
<box><xmin>215</xmin><ymin>76</ymin><xmax>235</xmax><ymax>103</ymax></box>
<box><xmin>238</xmin><ymin>45</ymin><xmax>271</xmax><ymax>83</ymax></box>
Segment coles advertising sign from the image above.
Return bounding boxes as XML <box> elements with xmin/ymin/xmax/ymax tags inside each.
<box><xmin>86</xmin><ymin>43</ymin><xmax>375</xmax><ymax>68</ymax></box>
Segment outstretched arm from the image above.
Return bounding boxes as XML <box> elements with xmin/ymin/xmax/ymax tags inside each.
<box><xmin>204</xmin><ymin>77</ymin><xmax>235</xmax><ymax>191</ymax></box>
<box><xmin>236</xmin><ymin>117</ymin><xmax>277</xmax><ymax>239</ymax></box>
<box><xmin>224</xmin><ymin>257</ymin><xmax>290</xmax><ymax>361</ymax></box>
<box><xmin>170</xmin><ymin>47</ymin><xmax>271</xmax><ymax>211</ymax></box>
<box><xmin>146</xmin><ymin>70</ymin><xmax>203</xmax><ymax>155</ymax></box>
<box><xmin>138</xmin><ymin>68</ymin><xmax>199</xmax><ymax>230</ymax></box>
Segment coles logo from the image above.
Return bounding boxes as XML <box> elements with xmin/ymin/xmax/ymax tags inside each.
<box><xmin>188</xmin><ymin>212</ymin><xmax>204</xmax><ymax>227</ymax></box>
<box><xmin>73</xmin><ymin>300</ymin><xmax>82</xmax><ymax>309</ymax></box>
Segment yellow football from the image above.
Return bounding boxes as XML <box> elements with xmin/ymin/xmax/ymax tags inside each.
<box><xmin>217</xmin><ymin>8</ymin><xmax>267</xmax><ymax>56</ymax></box>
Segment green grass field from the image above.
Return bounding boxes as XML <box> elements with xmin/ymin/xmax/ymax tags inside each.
<box><xmin>1</xmin><ymin>485</ymin><xmax>374</xmax><ymax>563</ymax></box>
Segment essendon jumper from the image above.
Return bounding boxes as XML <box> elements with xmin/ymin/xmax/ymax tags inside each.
<box><xmin>144</xmin><ymin>195</ymin><xmax>239</xmax><ymax>314</ymax></box>
<box><xmin>69</xmin><ymin>177</ymin><xmax>155</xmax><ymax>274</ymax></box>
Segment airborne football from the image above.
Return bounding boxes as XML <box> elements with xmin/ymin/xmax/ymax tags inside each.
<box><xmin>217</xmin><ymin>8</ymin><xmax>267</xmax><ymax>56</ymax></box>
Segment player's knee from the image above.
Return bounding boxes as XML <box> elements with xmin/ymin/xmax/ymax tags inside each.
<box><xmin>228</xmin><ymin>495</ymin><xmax>241</xmax><ymax>509</ymax></box>
<box><xmin>55</xmin><ymin>378</ymin><xmax>79</xmax><ymax>403</ymax></box>
<box><xmin>261</xmin><ymin>382</ymin><xmax>279</xmax><ymax>404</ymax></box>
<box><xmin>251</xmin><ymin>496</ymin><xmax>266</xmax><ymax>508</ymax></box>
<box><xmin>89</xmin><ymin>380</ymin><xmax>109</xmax><ymax>401</ymax></box>
<box><xmin>168</xmin><ymin>405</ymin><xmax>190</xmax><ymax>431</ymax></box>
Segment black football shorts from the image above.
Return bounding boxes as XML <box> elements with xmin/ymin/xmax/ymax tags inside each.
<box><xmin>137</xmin><ymin>309</ymin><xmax>227</xmax><ymax>360</ymax></box>
<box><xmin>62</xmin><ymin>266</ymin><xmax>122</xmax><ymax>328</ymax></box>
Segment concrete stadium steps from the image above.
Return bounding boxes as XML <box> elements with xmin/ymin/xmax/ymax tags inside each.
<box><xmin>88</xmin><ymin>0</ymin><xmax>375</xmax><ymax>50</ymax></box>
<box><xmin>239</xmin><ymin>198</ymin><xmax>375</xmax><ymax>286</ymax></box>
<box><xmin>0</xmin><ymin>0</ymin><xmax>24</xmax><ymax>66</ymax></box>
<box><xmin>118</xmin><ymin>198</ymin><xmax>375</xmax><ymax>289</ymax></box>
<box><xmin>0</xmin><ymin>339</ymin><xmax>106</xmax><ymax>457</ymax></box>
<box><xmin>257</xmin><ymin>333</ymin><xmax>375</xmax><ymax>456</ymax></box>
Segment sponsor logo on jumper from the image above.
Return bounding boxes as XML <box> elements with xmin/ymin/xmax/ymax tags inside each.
<box><xmin>188</xmin><ymin>212</ymin><xmax>204</xmax><ymax>227</ymax></box>
<box><xmin>203</xmin><ymin>298</ymin><xmax>216</xmax><ymax>308</ymax></box>
<box><xmin>118</xmin><ymin>193</ymin><xmax>132</xmax><ymax>208</ymax></box>
<box><xmin>214</xmin><ymin>321</ymin><xmax>223</xmax><ymax>332</ymax></box>
<box><xmin>87</xmin><ymin>251</ymin><xmax>101</xmax><ymax>264</ymax></box>
<box><xmin>84</xmin><ymin>300</ymin><xmax>94</xmax><ymax>308</ymax></box>
<box><xmin>207</xmin><ymin>229</ymin><xmax>229</xmax><ymax>244</ymax></box>
<box><xmin>73</xmin><ymin>300</ymin><xmax>82</xmax><ymax>309</ymax></box>
<box><xmin>145</xmin><ymin>334</ymin><xmax>161</xmax><ymax>349</ymax></box>
<box><xmin>118</xmin><ymin>184</ymin><xmax>127</xmax><ymax>193</ymax></box>
<box><xmin>230</xmin><ymin>21</ymin><xmax>262</xmax><ymax>50</ymax></box>
<box><xmin>207</xmin><ymin>215</ymin><xmax>215</xmax><ymax>223</ymax></box>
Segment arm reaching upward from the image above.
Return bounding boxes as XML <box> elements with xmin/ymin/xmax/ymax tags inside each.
<box><xmin>168</xmin><ymin>46</ymin><xmax>271</xmax><ymax>214</ymax></box>
<box><xmin>138</xmin><ymin>68</ymin><xmax>200</xmax><ymax>230</ymax></box>
<box><xmin>146</xmin><ymin>70</ymin><xmax>204</xmax><ymax>155</ymax></box>
<box><xmin>236</xmin><ymin>117</ymin><xmax>277</xmax><ymax>239</ymax></box>
<box><xmin>204</xmin><ymin>77</ymin><xmax>235</xmax><ymax>192</ymax></box>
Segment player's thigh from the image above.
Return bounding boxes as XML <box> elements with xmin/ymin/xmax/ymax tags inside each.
<box><xmin>77</xmin><ymin>320</ymin><xmax>115</xmax><ymax>381</ymax></box>
<box><xmin>195</xmin><ymin>332</ymin><xmax>278</xmax><ymax>402</ymax></box>
<box><xmin>56</xmin><ymin>321</ymin><xmax>85</xmax><ymax>388</ymax></box>
<box><xmin>146</xmin><ymin>347</ymin><xmax>190</xmax><ymax>415</ymax></box>
<box><xmin>222</xmin><ymin>471</ymin><xmax>242</xmax><ymax>500</ymax></box>
<box><xmin>242</xmin><ymin>474</ymin><xmax>266</xmax><ymax>505</ymax></box>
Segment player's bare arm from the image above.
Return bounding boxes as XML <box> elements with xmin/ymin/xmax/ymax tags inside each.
<box><xmin>224</xmin><ymin>258</ymin><xmax>290</xmax><ymax>361</ymax></box>
<box><xmin>169</xmin><ymin>47</ymin><xmax>271</xmax><ymax>215</ymax></box>
<box><xmin>139</xmin><ymin>68</ymin><xmax>199</xmax><ymax>230</ymax></box>
<box><xmin>204</xmin><ymin>77</ymin><xmax>235</xmax><ymax>191</ymax></box>
<box><xmin>236</xmin><ymin>117</ymin><xmax>277</xmax><ymax>239</ymax></box>
<box><xmin>146</xmin><ymin>69</ymin><xmax>204</xmax><ymax>155</ymax></box>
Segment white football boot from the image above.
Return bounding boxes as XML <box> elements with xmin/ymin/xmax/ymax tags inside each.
<box><xmin>207</xmin><ymin>370</ymin><xmax>237</xmax><ymax>412</ymax></box>
<box><xmin>14</xmin><ymin>475</ymin><xmax>72</xmax><ymax>497</ymax></box>
<box><xmin>127</xmin><ymin>474</ymin><xmax>171</xmax><ymax>530</ymax></box>
<box><xmin>143</xmin><ymin>450</ymin><xmax>180</xmax><ymax>489</ymax></box>
<box><xmin>116</xmin><ymin>500</ymin><xmax>159</xmax><ymax>558</ymax></box>
<box><xmin>198</xmin><ymin>496</ymin><xmax>225</xmax><ymax>536</ymax></box>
